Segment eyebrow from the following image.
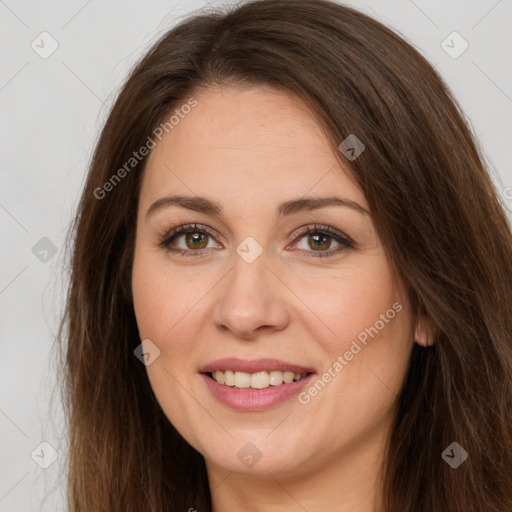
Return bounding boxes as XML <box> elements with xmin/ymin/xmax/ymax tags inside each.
<box><xmin>146</xmin><ymin>194</ymin><xmax>370</xmax><ymax>220</ymax></box>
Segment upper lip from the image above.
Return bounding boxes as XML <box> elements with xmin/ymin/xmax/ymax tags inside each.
<box><xmin>199</xmin><ymin>358</ymin><xmax>315</xmax><ymax>374</ymax></box>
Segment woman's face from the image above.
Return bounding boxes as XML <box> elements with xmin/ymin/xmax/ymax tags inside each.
<box><xmin>132</xmin><ymin>85</ymin><xmax>414</xmax><ymax>478</ymax></box>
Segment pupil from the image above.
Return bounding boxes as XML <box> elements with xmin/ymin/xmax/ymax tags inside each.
<box><xmin>310</xmin><ymin>234</ymin><xmax>329</xmax><ymax>250</ymax></box>
<box><xmin>187</xmin><ymin>232</ymin><xmax>207</xmax><ymax>249</ymax></box>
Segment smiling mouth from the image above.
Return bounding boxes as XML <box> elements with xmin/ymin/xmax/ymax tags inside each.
<box><xmin>204</xmin><ymin>370</ymin><xmax>313</xmax><ymax>389</ymax></box>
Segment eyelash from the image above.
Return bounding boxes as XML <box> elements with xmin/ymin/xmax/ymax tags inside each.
<box><xmin>156</xmin><ymin>223</ymin><xmax>354</xmax><ymax>259</ymax></box>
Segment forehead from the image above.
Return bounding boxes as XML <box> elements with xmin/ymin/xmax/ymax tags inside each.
<box><xmin>139</xmin><ymin>86</ymin><xmax>367</xmax><ymax>213</ymax></box>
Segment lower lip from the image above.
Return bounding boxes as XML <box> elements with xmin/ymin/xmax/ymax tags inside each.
<box><xmin>200</xmin><ymin>373</ymin><xmax>315</xmax><ymax>412</ymax></box>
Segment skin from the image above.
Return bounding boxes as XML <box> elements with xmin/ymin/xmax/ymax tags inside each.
<box><xmin>131</xmin><ymin>85</ymin><xmax>430</xmax><ymax>512</ymax></box>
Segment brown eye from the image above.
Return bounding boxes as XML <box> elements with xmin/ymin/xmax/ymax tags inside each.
<box><xmin>295</xmin><ymin>232</ymin><xmax>340</xmax><ymax>252</ymax></box>
<box><xmin>290</xmin><ymin>225</ymin><xmax>353</xmax><ymax>258</ymax></box>
<box><xmin>307</xmin><ymin>233</ymin><xmax>333</xmax><ymax>251</ymax></box>
<box><xmin>183</xmin><ymin>231</ymin><xmax>209</xmax><ymax>250</ymax></box>
<box><xmin>158</xmin><ymin>223</ymin><xmax>218</xmax><ymax>257</ymax></box>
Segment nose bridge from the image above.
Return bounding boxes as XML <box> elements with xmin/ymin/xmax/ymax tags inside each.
<box><xmin>231</xmin><ymin>242</ymin><xmax>269</xmax><ymax>294</ymax></box>
<box><xmin>226</xmin><ymin>244</ymin><xmax>272</xmax><ymax>312</ymax></box>
<box><xmin>210</xmin><ymin>242</ymin><xmax>290</xmax><ymax>338</ymax></box>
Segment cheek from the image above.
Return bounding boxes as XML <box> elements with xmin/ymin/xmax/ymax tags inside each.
<box><xmin>297</xmin><ymin>254</ymin><xmax>407</xmax><ymax>355</ymax></box>
<box><xmin>296</xmin><ymin>255</ymin><xmax>412</xmax><ymax>419</ymax></box>
<box><xmin>131</xmin><ymin>250</ymin><xmax>208</xmax><ymax>445</ymax></box>
<box><xmin>131</xmin><ymin>248</ymin><xmax>204</xmax><ymax>343</ymax></box>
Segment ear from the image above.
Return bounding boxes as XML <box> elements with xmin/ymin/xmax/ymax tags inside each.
<box><xmin>414</xmin><ymin>316</ymin><xmax>435</xmax><ymax>347</ymax></box>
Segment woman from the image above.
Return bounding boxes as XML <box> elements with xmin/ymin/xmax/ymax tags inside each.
<box><xmin>57</xmin><ymin>0</ymin><xmax>512</xmax><ymax>510</ymax></box>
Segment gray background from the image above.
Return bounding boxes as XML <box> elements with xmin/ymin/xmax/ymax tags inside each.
<box><xmin>1</xmin><ymin>0</ymin><xmax>511</xmax><ymax>510</ymax></box>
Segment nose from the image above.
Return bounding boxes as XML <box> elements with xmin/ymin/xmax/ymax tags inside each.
<box><xmin>210</xmin><ymin>250</ymin><xmax>291</xmax><ymax>340</ymax></box>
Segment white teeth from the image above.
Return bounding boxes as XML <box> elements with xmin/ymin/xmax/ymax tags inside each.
<box><xmin>210</xmin><ymin>370</ymin><xmax>308</xmax><ymax>389</ymax></box>
<box><xmin>224</xmin><ymin>370</ymin><xmax>235</xmax><ymax>386</ymax></box>
<box><xmin>269</xmin><ymin>370</ymin><xmax>283</xmax><ymax>386</ymax></box>
<box><xmin>234</xmin><ymin>371</ymin><xmax>251</xmax><ymax>388</ymax></box>
<box><xmin>283</xmin><ymin>371</ymin><xmax>294</xmax><ymax>383</ymax></box>
<box><xmin>251</xmin><ymin>371</ymin><xmax>269</xmax><ymax>389</ymax></box>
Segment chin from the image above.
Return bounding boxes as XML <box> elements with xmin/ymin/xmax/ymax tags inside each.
<box><xmin>197</xmin><ymin>429</ymin><xmax>319</xmax><ymax>477</ymax></box>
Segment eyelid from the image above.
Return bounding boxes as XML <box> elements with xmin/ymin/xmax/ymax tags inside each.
<box><xmin>155</xmin><ymin>222</ymin><xmax>354</xmax><ymax>258</ymax></box>
<box><xmin>156</xmin><ymin>223</ymin><xmax>220</xmax><ymax>248</ymax></box>
<box><xmin>290</xmin><ymin>224</ymin><xmax>353</xmax><ymax>246</ymax></box>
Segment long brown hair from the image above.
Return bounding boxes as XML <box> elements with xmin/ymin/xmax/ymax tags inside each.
<box><xmin>56</xmin><ymin>0</ymin><xmax>512</xmax><ymax>510</ymax></box>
